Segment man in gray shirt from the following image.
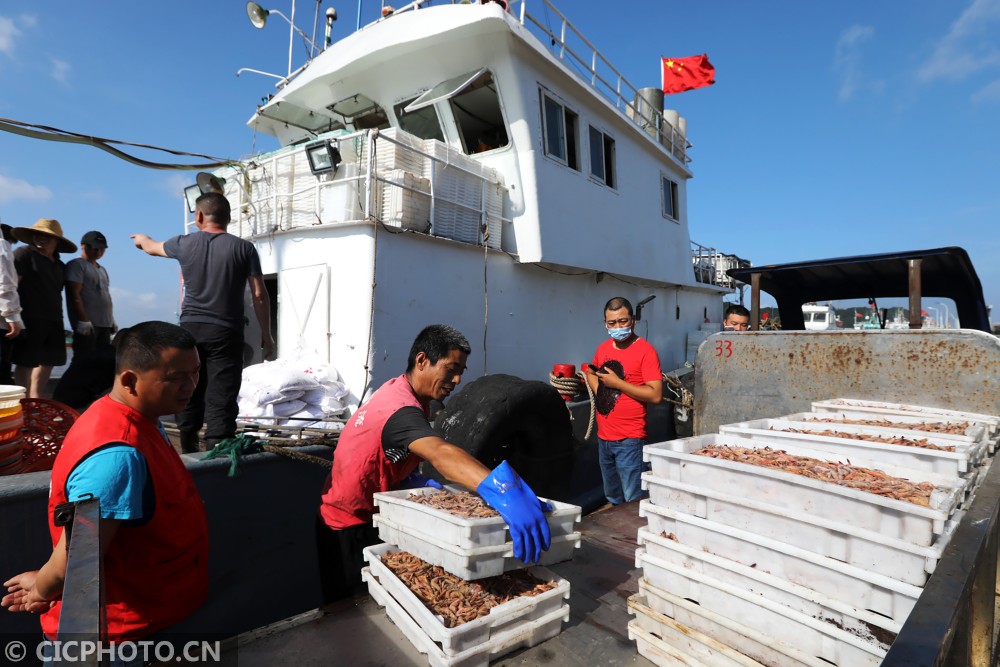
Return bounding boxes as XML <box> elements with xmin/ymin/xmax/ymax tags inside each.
<box><xmin>132</xmin><ymin>193</ymin><xmax>274</xmax><ymax>452</ymax></box>
<box><xmin>65</xmin><ymin>230</ymin><xmax>115</xmax><ymax>359</ymax></box>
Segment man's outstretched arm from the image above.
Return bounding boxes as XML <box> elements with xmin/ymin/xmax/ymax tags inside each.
<box><xmin>130</xmin><ymin>234</ymin><xmax>168</xmax><ymax>258</ymax></box>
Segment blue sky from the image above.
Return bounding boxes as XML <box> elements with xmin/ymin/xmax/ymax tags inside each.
<box><xmin>0</xmin><ymin>0</ymin><xmax>997</xmax><ymax>328</ymax></box>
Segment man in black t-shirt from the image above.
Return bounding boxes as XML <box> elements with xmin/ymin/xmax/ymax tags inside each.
<box><xmin>131</xmin><ymin>193</ymin><xmax>274</xmax><ymax>452</ymax></box>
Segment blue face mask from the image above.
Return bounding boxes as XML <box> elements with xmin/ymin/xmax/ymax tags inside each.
<box><xmin>608</xmin><ymin>326</ymin><xmax>632</xmax><ymax>342</ymax></box>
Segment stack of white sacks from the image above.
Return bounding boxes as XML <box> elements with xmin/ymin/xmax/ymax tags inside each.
<box><xmin>237</xmin><ymin>349</ymin><xmax>349</xmax><ymax>431</ymax></box>
<box><xmin>627</xmin><ymin>398</ymin><xmax>999</xmax><ymax>667</ymax></box>
<box><xmin>360</xmin><ymin>486</ymin><xmax>582</xmax><ymax>667</ymax></box>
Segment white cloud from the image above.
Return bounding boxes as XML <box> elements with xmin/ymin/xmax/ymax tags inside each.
<box><xmin>109</xmin><ymin>286</ymin><xmax>181</xmax><ymax>327</ymax></box>
<box><xmin>161</xmin><ymin>173</ymin><xmax>193</xmax><ymax>196</ymax></box>
<box><xmin>833</xmin><ymin>25</ymin><xmax>876</xmax><ymax>102</ymax></box>
<box><xmin>971</xmin><ymin>78</ymin><xmax>1000</xmax><ymax>103</ymax></box>
<box><xmin>917</xmin><ymin>0</ymin><xmax>1000</xmax><ymax>82</ymax></box>
<box><xmin>50</xmin><ymin>57</ymin><xmax>71</xmax><ymax>85</ymax></box>
<box><xmin>18</xmin><ymin>14</ymin><xmax>37</xmax><ymax>29</ymax></box>
<box><xmin>0</xmin><ymin>173</ymin><xmax>52</xmax><ymax>204</ymax></box>
<box><xmin>80</xmin><ymin>190</ymin><xmax>107</xmax><ymax>203</ymax></box>
<box><xmin>0</xmin><ymin>17</ymin><xmax>20</xmax><ymax>57</ymax></box>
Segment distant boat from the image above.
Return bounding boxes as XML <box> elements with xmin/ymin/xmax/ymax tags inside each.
<box><xmin>802</xmin><ymin>303</ymin><xmax>838</xmax><ymax>330</ymax></box>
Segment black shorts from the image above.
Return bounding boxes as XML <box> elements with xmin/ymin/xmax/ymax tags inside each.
<box><xmin>12</xmin><ymin>319</ymin><xmax>67</xmax><ymax>368</ymax></box>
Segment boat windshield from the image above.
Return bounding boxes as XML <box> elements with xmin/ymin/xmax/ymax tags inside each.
<box><xmin>327</xmin><ymin>93</ymin><xmax>390</xmax><ymax>131</ymax></box>
<box><xmin>394</xmin><ymin>99</ymin><xmax>445</xmax><ymax>142</ymax></box>
<box><xmin>405</xmin><ymin>69</ymin><xmax>508</xmax><ymax>154</ymax></box>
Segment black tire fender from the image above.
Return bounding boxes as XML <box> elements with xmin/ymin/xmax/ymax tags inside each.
<box><xmin>425</xmin><ymin>374</ymin><xmax>575</xmax><ymax>501</ymax></box>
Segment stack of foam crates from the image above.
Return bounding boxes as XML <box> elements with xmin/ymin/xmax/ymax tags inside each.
<box><xmin>628</xmin><ymin>398</ymin><xmax>998</xmax><ymax>666</ymax></box>
<box><xmin>378</xmin><ymin>168</ymin><xmax>431</xmax><ymax>232</ymax></box>
<box><xmin>422</xmin><ymin>140</ymin><xmax>504</xmax><ymax>251</ymax></box>
<box><xmin>360</xmin><ymin>128</ymin><xmax>505</xmax><ymax>250</ymax></box>
<box><xmin>361</xmin><ymin>485</ymin><xmax>582</xmax><ymax>667</ymax></box>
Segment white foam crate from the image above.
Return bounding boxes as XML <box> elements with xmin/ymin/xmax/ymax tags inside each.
<box><xmin>362</xmin><ymin>542</ymin><xmax>569</xmax><ymax>655</ymax></box>
<box><xmin>636</xmin><ymin>550</ymin><xmax>887</xmax><ymax>666</ymax></box>
<box><xmin>718</xmin><ymin>418</ymin><xmax>981</xmax><ymax>478</ymax></box>
<box><xmin>366</xmin><ymin>127</ymin><xmax>428</xmax><ymax>176</ymax></box>
<box><xmin>639</xmin><ymin>473</ymin><xmax>959</xmax><ymax>586</ymax></box>
<box><xmin>373</xmin><ymin>485</ymin><xmax>581</xmax><ymax>548</ymax></box>
<box><xmin>638</xmin><ymin>500</ymin><xmax>921</xmax><ymax>624</ymax></box>
<box><xmin>629</xmin><ymin>596</ymin><xmax>779</xmax><ymax>667</ymax></box>
<box><xmin>643</xmin><ymin>434</ymin><xmax>964</xmax><ymax>547</ymax></box>
<box><xmin>780</xmin><ymin>410</ymin><xmax>988</xmax><ymax>454</ymax></box>
<box><xmin>635</xmin><ymin>531</ymin><xmax>900</xmax><ymax>639</ymax></box>
<box><xmin>379</xmin><ymin>168</ymin><xmax>431</xmax><ymax>232</ymax></box>
<box><xmin>423</xmin><ymin>142</ymin><xmax>505</xmax><ymax>251</ymax></box>
<box><xmin>636</xmin><ymin>578</ymin><xmax>859</xmax><ymax>667</ymax></box>
<box><xmin>784</xmin><ymin>409</ymin><xmax>990</xmax><ymax>446</ymax></box>
<box><xmin>372</xmin><ymin>513</ymin><xmax>581</xmax><ymax>580</ymax></box>
<box><xmin>628</xmin><ymin>606</ymin><xmax>766</xmax><ymax>667</ymax></box>
<box><xmin>812</xmin><ymin>398</ymin><xmax>1000</xmax><ymax>440</ymax></box>
<box><xmin>362</xmin><ymin>567</ymin><xmax>568</xmax><ymax>667</ymax></box>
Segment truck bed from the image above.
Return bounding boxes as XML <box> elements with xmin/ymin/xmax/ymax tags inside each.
<box><xmin>232</xmin><ymin>502</ymin><xmax>652</xmax><ymax>666</ymax></box>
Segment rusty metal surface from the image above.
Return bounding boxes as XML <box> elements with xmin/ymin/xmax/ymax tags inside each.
<box><xmin>694</xmin><ymin>329</ymin><xmax>1000</xmax><ymax>435</ymax></box>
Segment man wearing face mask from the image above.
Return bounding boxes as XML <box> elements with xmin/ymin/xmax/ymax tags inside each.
<box><xmin>585</xmin><ymin>296</ymin><xmax>662</xmax><ymax>506</ymax></box>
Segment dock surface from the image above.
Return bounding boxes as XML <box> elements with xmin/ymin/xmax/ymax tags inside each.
<box><xmin>233</xmin><ymin>502</ymin><xmax>653</xmax><ymax>666</ymax></box>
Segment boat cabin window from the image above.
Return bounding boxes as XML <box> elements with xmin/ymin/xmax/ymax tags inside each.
<box><xmin>589</xmin><ymin>125</ymin><xmax>616</xmax><ymax>188</ymax></box>
<box><xmin>541</xmin><ymin>92</ymin><xmax>579</xmax><ymax>169</ymax></box>
<box><xmin>394</xmin><ymin>98</ymin><xmax>445</xmax><ymax>142</ymax></box>
<box><xmin>405</xmin><ymin>69</ymin><xmax>509</xmax><ymax>154</ymax></box>
<box><xmin>661</xmin><ymin>176</ymin><xmax>678</xmax><ymax>222</ymax></box>
<box><xmin>326</xmin><ymin>93</ymin><xmax>390</xmax><ymax>131</ymax></box>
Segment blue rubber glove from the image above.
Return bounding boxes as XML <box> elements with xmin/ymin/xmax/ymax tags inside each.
<box><xmin>397</xmin><ymin>471</ymin><xmax>444</xmax><ymax>490</ymax></box>
<box><xmin>477</xmin><ymin>461</ymin><xmax>553</xmax><ymax>564</ymax></box>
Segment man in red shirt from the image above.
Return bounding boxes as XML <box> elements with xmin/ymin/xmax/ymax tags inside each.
<box><xmin>585</xmin><ymin>297</ymin><xmax>662</xmax><ymax>505</ymax></box>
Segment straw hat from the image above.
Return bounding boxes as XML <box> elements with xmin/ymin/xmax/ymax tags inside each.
<box><xmin>12</xmin><ymin>219</ymin><xmax>77</xmax><ymax>254</ymax></box>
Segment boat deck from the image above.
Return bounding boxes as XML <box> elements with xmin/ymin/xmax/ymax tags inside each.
<box><xmin>231</xmin><ymin>501</ymin><xmax>653</xmax><ymax>666</ymax></box>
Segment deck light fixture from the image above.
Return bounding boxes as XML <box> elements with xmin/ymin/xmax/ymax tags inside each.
<box><xmin>305</xmin><ymin>140</ymin><xmax>342</xmax><ymax>176</ymax></box>
<box><xmin>246</xmin><ymin>1</ymin><xmax>320</xmax><ymax>75</ymax></box>
<box><xmin>184</xmin><ymin>185</ymin><xmax>202</xmax><ymax>213</ymax></box>
<box><xmin>184</xmin><ymin>173</ymin><xmax>227</xmax><ymax>213</ymax></box>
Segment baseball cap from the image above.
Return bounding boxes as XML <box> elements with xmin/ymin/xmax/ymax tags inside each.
<box><xmin>81</xmin><ymin>230</ymin><xmax>108</xmax><ymax>248</ymax></box>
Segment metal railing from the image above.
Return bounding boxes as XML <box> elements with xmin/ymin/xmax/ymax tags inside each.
<box><xmin>690</xmin><ymin>241</ymin><xmax>750</xmax><ymax>289</ymax></box>
<box><xmin>515</xmin><ymin>0</ymin><xmax>690</xmax><ymax>163</ymax></box>
<box><xmin>190</xmin><ymin>129</ymin><xmax>507</xmax><ymax>250</ymax></box>
<box><xmin>360</xmin><ymin>0</ymin><xmax>691</xmax><ymax>162</ymax></box>
<box><xmin>54</xmin><ymin>497</ymin><xmax>104</xmax><ymax>666</ymax></box>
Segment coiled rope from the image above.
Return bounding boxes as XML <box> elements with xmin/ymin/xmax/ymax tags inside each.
<box><xmin>548</xmin><ymin>371</ymin><xmax>596</xmax><ymax>441</ymax></box>
<box><xmin>662</xmin><ymin>372</ymin><xmax>694</xmax><ymax>414</ymax></box>
<box><xmin>204</xmin><ymin>433</ymin><xmax>333</xmax><ymax>477</ymax></box>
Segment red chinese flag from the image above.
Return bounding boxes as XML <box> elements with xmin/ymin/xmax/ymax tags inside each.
<box><xmin>661</xmin><ymin>54</ymin><xmax>715</xmax><ymax>94</ymax></box>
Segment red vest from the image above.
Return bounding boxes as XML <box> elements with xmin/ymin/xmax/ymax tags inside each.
<box><xmin>41</xmin><ymin>396</ymin><xmax>209</xmax><ymax>641</ymax></box>
<box><xmin>319</xmin><ymin>375</ymin><xmax>426</xmax><ymax>529</ymax></box>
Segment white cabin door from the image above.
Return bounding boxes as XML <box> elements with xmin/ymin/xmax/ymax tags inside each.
<box><xmin>278</xmin><ymin>264</ymin><xmax>330</xmax><ymax>361</ymax></box>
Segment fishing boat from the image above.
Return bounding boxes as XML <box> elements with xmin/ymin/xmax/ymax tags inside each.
<box><xmin>187</xmin><ymin>0</ymin><xmax>744</xmax><ymax>406</ymax></box>
<box><xmin>801</xmin><ymin>302</ymin><xmax>838</xmax><ymax>330</ymax></box>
